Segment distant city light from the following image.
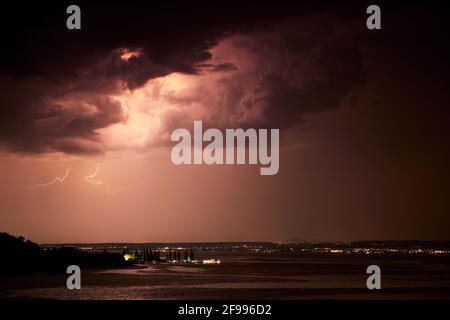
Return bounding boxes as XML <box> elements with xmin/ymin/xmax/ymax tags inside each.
<box><xmin>123</xmin><ymin>254</ymin><xmax>132</xmax><ymax>261</ymax></box>
<box><xmin>202</xmin><ymin>259</ymin><xmax>221</xmax><ymax>265</ymax></box>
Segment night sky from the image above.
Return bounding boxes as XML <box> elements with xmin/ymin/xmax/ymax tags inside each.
<box><xmin>0</xmin><ymin>1</ymin><xmax>449</xmax><ymax>243</ymax></box>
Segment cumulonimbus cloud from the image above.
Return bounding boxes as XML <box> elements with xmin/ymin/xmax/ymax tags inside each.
<box><xmin>3</xmin><ymin>3</ymin><xmax>447</xmax><ymax>156</ymax></box>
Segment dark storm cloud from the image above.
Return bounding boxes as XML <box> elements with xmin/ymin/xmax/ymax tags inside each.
<box><xmin>0</xmin><ymin>2</ymin><xmax>227</xmax><ymax>154</ymax></box>
<box><xmin>0</xmin><ymin>76</ymin><xmax>125</xmax><ymax>154</ymax></box>
<box><xmin>153</xmin><ymin>14</ymin><xmax>366</xmax><ymax>139</ymax></box>
<box><xmin>0</xmin><ymin>1</ymin><xmax>449</xmax><ymax>154</ymax></box>
<box><xmin>242</xmin><ymin>21</ymin><xmax>365</xmax><ymax>130</ymax></box>
<box><xmin>0</xmin><ymin>1</ymin><xmax>300</xmax><ymax>154</ymax></box>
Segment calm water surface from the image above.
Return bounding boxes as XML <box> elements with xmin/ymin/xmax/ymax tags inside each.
<box><xmin>1</xmin><ymin>252</ymin><xmax>449</xmax><ymax>299</ymax></box>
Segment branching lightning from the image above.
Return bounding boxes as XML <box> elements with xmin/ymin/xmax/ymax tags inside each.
<box><xmin>84</xmin><ymin>163</ymin><xmax>137</xmax><ymax>194</ymax></box>
<box><xmin>13</xmin><ymin>165</ymin><xmax>135</xmax><ymax>194</ymax></box>
<box><xmin>25</xmin><ymin>168</ymin><xmax>72</xmax><ymax>190</ymax></box>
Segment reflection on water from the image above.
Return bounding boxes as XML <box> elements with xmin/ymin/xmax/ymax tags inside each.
<box><xmin>166</xmin><ymin>266</ymin><xmax>205</xmax><ymax>273</ymax></box>
<box><xmin>0</xmin><ymin>278</ymin><xmax>364</xmax><ymax>300</ymax></box>
<box><xmin>96</xmin><ymin>266</ymin><xmax>158</xmax><ymax>275</ymax></box>
<box><xmin>97</xmin><ymin>265</ymin><xmax>206</xmax><ymax>276</ymax></box>
<box><xmin>1</xmin><ymin>253</ymin><xmax>450</xmax><ymax>300</ymax></box>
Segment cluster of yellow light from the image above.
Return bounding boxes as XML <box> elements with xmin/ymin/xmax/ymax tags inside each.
<box><xmin>306</xmin><ymin>247</ymin><xmax>450</xmax><ymax>255</ymax></box>
<box><xmin>202</xmin><ymin>259</ymin><xmax>221</xmax><ymax>265</ymax></box>
<box><xmin>123</xmin><ymin>254</ymin><xmax>133</xmax><ymax>261</ymax></box>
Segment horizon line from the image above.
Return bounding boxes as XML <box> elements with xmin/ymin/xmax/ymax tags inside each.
<box><xmin>39</xmin><ymin>239</ymin><xmax>450</xmax><ymax>246</ymax></box>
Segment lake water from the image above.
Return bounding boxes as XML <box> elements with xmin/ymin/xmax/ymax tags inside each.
<box><xmin>1</xmin><ymin>252</ymin><xmax>449</xmax><ymax>299</ymax></box>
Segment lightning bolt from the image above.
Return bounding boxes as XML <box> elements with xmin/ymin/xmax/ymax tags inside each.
<box><xmin>25</xmin><ymin>168</ymin><xmax>72</xmax><ymax>190</ymax></box>
<box><xmin>84</xmin><ymin>164</ymin><xmax>137</xmax><ymax>194</ymax></box>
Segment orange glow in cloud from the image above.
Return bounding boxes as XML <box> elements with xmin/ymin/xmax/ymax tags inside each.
<box><xmin>119</xmin><ymin>48</ymin><xmax>144</xmax><ymax>61</ymax></box>
<box><xmin>100</xmin><ymin>35</ymin><xmax>272</xmax><ymax>151</ymax></box>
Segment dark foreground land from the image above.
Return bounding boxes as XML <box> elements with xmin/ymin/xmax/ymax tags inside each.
<box><xmin>1</xmin><ymin>251</ymin><xmax>450</xmax><ymax>300</ymax></box>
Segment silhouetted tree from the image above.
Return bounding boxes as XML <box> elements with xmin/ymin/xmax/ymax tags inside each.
<box><xmin>0</xmin><ymin>232</ymin><xmax>131</xmax><ymax>274</ymax></box>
